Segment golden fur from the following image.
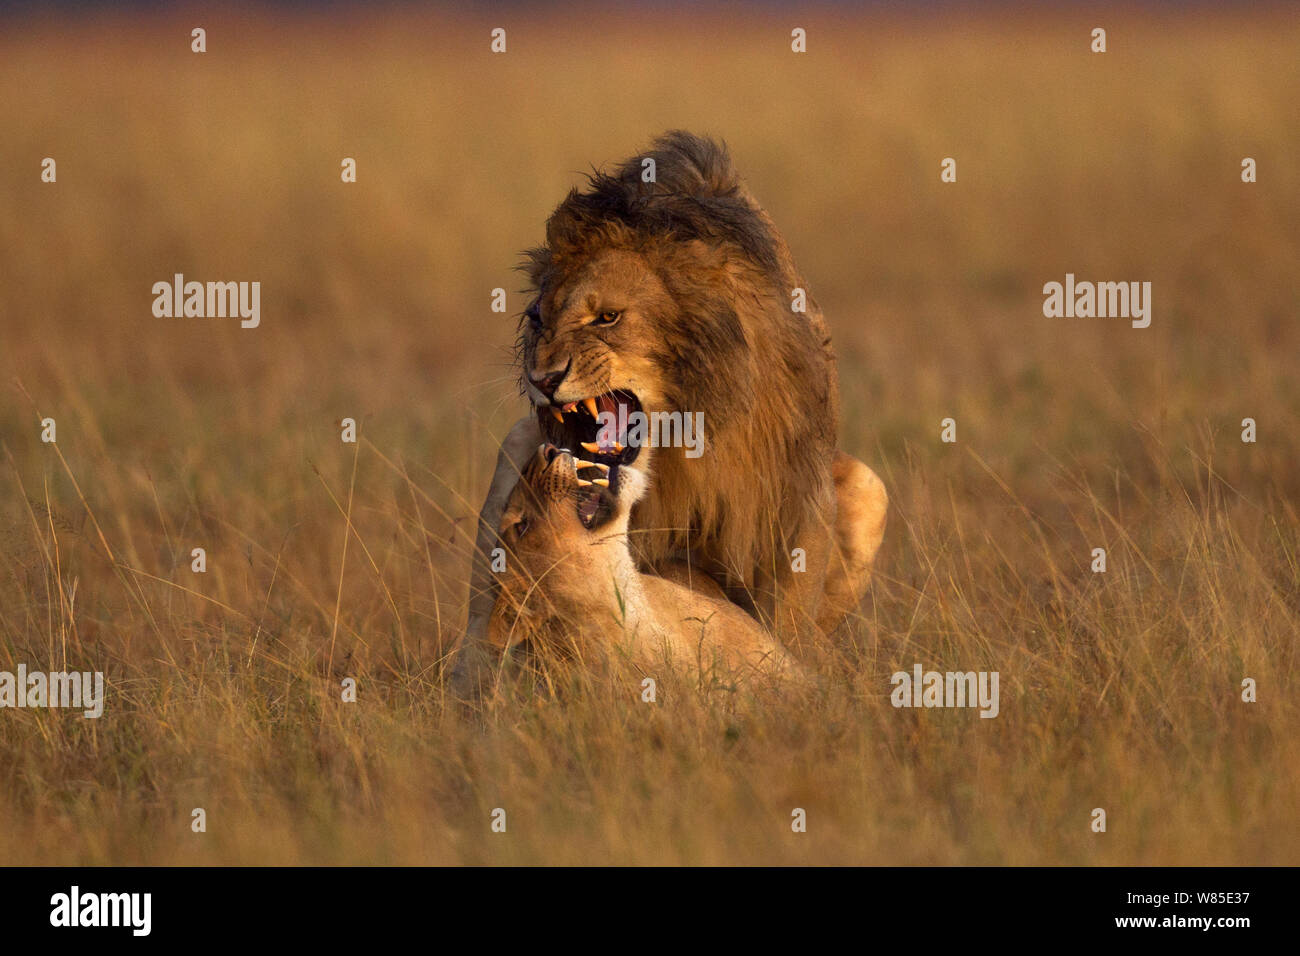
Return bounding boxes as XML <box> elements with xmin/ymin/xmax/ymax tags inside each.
<box><xmin>519</xmin><ymin>130</ymin><xmax>852</xmax><ymax>638</ymax></box>
<box><xmin>488</xmin><ymin>445</ymin><xmax>801</xmax><ymax>682</ymax></box>
<box><xmin>454</xmin><ymin>131</ymin><xmax>887</xmax><ymax>694</ymax></box>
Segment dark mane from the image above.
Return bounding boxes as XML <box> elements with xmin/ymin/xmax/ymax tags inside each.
<box><xmin>523</xmin><ymin>130</ymin><xmax>784</xmax><ymax>284</ymax></box>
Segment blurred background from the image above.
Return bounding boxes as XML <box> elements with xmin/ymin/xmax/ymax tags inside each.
<box><xmin>0</xmin><ymin>2</ymin><xmax>1296</xmax><ymax>865</ymax></box>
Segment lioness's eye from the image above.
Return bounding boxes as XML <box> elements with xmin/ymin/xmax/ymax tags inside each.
<box><xmin>515</xmin><ymin>516</ymin><xmax>530</xmax><ymax>538</ymax></box>
<box><xmin>594</xmin><ymin>310</ymin><xmax>622</xmax><ymax>326</ymax></box>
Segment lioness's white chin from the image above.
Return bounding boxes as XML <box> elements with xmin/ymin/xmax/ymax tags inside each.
<box><xmin>613</xmin><ymin>465</ymin><xmax>649</xmax><ymax>510</ymax></box>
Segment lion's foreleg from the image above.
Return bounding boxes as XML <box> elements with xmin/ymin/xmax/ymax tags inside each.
<box><xmin>449</xmin><ymin>415</ymin><xmax>541</xmax><ymax>697</ymax></box>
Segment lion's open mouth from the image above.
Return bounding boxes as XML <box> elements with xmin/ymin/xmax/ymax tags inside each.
<box><xmin>538</xmin><ymin>389</ymin><xmax>643</xmax><ymax>494</ymax></box>
<box><xmin>574</xmin><ymin>481</ymin><xmax>614</xmax><ymax>529</ymax></box>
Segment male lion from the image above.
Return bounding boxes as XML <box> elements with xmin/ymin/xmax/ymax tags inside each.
<box><xmin>454</xmin><ymin>130</ymin><xmax>886</xmax><ymax>693</ymax></box>
<box><xmin>488</xmin><ymin>442</ymin><xmax>802</xmax><ymax>683</ymax></box>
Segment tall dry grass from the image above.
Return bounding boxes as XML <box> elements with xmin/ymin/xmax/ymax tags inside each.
<box><xmin>0</xmin><ymin>4</ymin><xmax>1296</xmax><ymax>864</ymax></box>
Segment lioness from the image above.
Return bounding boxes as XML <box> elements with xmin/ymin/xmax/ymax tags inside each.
<box><xmin>488</xmin><ymin>443</ymin><xmax>801</xmax><ymax>682</ymax></box>
<box><xmin>455</xmin><ymin>131</ymin><xmax>887</xmax><ymax>693</ymax></box>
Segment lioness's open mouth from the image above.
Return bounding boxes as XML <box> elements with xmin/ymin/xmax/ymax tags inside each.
<box><xmin>538</xmin><ymin>389</ymin><xmax>643</xmax><ymax>493</ymax></box>
<box><xmin>540</xmin><ymin>443</ymin><xmax>617</xmax><ymax>529</ymax></box>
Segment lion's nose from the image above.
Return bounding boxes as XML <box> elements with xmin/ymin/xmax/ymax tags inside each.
<box><xmin>529</xmin><ymin>359</ymin><xmax>571</xmax><ymax>400</ymax></box>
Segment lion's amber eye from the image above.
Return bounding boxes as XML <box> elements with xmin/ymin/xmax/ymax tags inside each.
<box><xmin>594</xmin><ymin>310</ymin><xmax>622</xmax><ymax>326</ymax></box>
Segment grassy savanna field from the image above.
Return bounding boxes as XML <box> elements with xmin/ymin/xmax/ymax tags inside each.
<box><xmin>0</xmin><ymin>5</ymin><xmax>1297</xmax><ymax>865</ymax></box>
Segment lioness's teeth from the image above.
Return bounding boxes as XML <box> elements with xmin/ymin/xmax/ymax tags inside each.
<box><xmin>562</xmin><ymin>401</ymin><xmax>578</xmax><ymax>413</ymax></box>
<box><xmin>592</xmin><ymin>478</ymin><xmax>609</xmax><ymax>487</ymax></box>
<box><xmin>582</xmin><ymin>397</ymin><xmax>599</xmax><ymax>418</ymax></box>
<box><xmin>580</xmin><ymin>441</ymin><xmax>600</xmax><ymax>453</ymax></box>
<box><xmin>612</xmin><ymin>442</ymin><xmax>625</xmax><ymax>453</ymax></box>
<box><xmin>575</xmin><ymin>459</ymin><xmax>610</xmax><ymax>473</ymax></box>
<box><xmin>550</xmin><ymin>408</ymin><xmax>564</xmax><ymax>423</ymax></box>
<box><xmin>576</xmin><ymin>478</ymin><xmax>593</xmax><ymax>487</ymax></box>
